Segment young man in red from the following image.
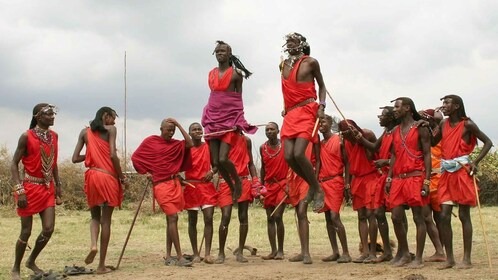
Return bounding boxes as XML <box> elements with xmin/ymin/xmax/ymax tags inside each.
<box><xmin>202</xmin><ymin>41</ymin><xmax>256</xmax><ymax>203</ymax></box>
<box><xmin>259</xmin><ymin>122</ymin><xmax>288</xmax><ymax>260</ymax></box>
<box><xmin>183</xmin><ymin>123</ymin><xmax>219</xmax><ymax>264</ymax></box>
<box><xmin>386</xmin><ymin>97</ymin><xmax>431</xmax><ymax>268</ymax></box>
<box><xmin>215</xmin><ymin>132</ymin><xmax>257</xmax><ymax>264</ymax></box>
<box><xmin>318</xmin><ymin>115</ymin><xmax>351</xmax><ymax>263</ymax></box>
<box><xmin>280</xmin><ymin>32</ymin><xmax>326</xmax><ymax>212</ymax></box>
<box><xmin>11</xmin><ymin>103</ymin><xmax>61</xmax><ymax>280</ymax></box>
<box><xmin>432</xmin><ymin>94</ymin><xmax>492</xmax><ymax>269</ymax></box>
<box><xmin>72</xmin><ymin>107</ymin><xmax>127</xmax><ymax>274</ymax></box>
<box><xmin>131</xmin><ymin>118</ymin><xmax>193</xmax><ymax>267</ymax></box>
<box><xmin>339</xmin><ymin>120</ymin><xmax>379</xmax><ymax>263</ymax></box>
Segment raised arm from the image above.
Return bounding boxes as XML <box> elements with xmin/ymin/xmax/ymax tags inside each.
<box><xmin>72</xmin><ymin>128</ymin><xmax>87</xmax><ymax>163</ymax></box>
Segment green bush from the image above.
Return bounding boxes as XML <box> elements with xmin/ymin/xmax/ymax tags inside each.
<box><xmin>471</xmin><ymin>147</ymin><xmax>498</xmax><ymax>205</ymax></box>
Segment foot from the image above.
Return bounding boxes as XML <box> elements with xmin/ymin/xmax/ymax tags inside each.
<box><xmin>312</xmin><ymin>190</ymin><xmax>325</xmax><ymax>212</ymax></box>
<box><xmin>25</xmin><ymin>260</ymin><xmax>43</xmax><ymax>275</ymax></box>
<box><xmin>214</xmin><ymin>254</ymin><xmax>225</xmax><ymax>264</ymax></box>
<box><xmin>164</xmin><ymin>256</ymin><xmax>178</xmax><ymax>266</ymax></box>
<box><xmin>176</xmin><ymin>258</ymin><xmax>193</xmax><ymax>267</ymax></box>
<box><xmin>438</xmin><ymin>260</ymin><xmax>456</xmax><ymax>270</ymax></box>
<box><xmin>232</xmin><ymin>181</ymin><xmax>243</xmax><ymax>202</ymax></box>
<box><xmin>274</xmin><ymin>251</ymin><xmax>284</xmax><ymax>260</ymax></box>
<box><xmin>425</xmin><ymin>252</ymin><xmax>446</xmax><ymax>262</ymax></box>
<box><xmin>456</xmin><ymin>260</ymin><xmax>472</xmax><ymax>269</ymax></box>
<box><xmin>96</xmin><ymin>267</ymin><xmax>114</xmax><ymax>275</ymax></box>
<box><xmin>363</xmin><ymin>254</ymin><xmax>377</xmax><ymax>263</ymax></box>
<box><xmin>11</xmin><ymin>270</ymin><xmax>21</xmax><ymax>280</ymax></box>
<box><xmin>321</xmin><ymin>253</ymin><xmax>340</xmax><ymax>262</ymax></box>
<box><xmin>372</xmin><ymin>253</ymin><xmax>393</xmax><ymax>263</ymax></box>
<box><xmin>353</xmin><ymin>255</ymin><xmax>368</xmax><ymax>263</ymax></box>
<box><xmin>288</xmin><ymin>254</ymin><xmax>304</xmax><ymax>262</ymax></box>
<box><xmin>84</xmin><ymin>248</ymin><xmax>98</xmax><ymax>265</ymax></box>
<box><xmin>391</xmin><ymin>255</ymin><xmax>412</xmax><ymax>267</ymax></box>
<box><xmin>249</xmin><ymin>247</ymin><xmax>258</xmax><ymax>256</ymax></box>
<box><xmin>236</xmin><ymin>253</ymin><xmax>248</xmax><ymax>263</ymax></box>
<box><xmin>192</xmin><ymin>255</ymin><xmax>202</xmax><ymax>263</ymax></box>
<box><xmin>407</xmin><ymin>259</ymin><xmax>424</xmax><ymax>269</ymax></box>
<box><xmin>337</xmin><ymin>254</ymin><xmax>352</xmax><ymax>263</ymax></box>
<box><xmin>302</xmin><ymin>255</ymin><xmax>313</xmax><ymax>264</ymax></box>
<box><xmin>204</xmin><ymin>255</ymin><xmax>215</xmax><ymax>264</ymax></box>
<box><xmin>261</xmin><ymin>252</ymin><xmax>276</xmax><ymax>260</ymax></box>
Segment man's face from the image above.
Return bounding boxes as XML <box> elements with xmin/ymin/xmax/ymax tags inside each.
<box><xmin>440</xmin><ymin>98</ymin><xmax>458</xmax><ymax>116</ymax></box>
<box><xmin>37</xmin><ymin>109</ymin><xmax>56</xmax><ymax>127</ymax></box>
<box><xmin>214</xmin><ymin>45</ymin><xmax>230</xmax><ymax>63</ymax></box>
<box><xmin>103</xmin><ymin>112</ymin><xmax>116</xmax><ymax>126</ymax></box>
<box><xmin>189</xmin><ymin>123</ymin><xmax>203</xmax><ymax>140</ymax></box>
<box><xmin>378</xmin><ymin>109</ymin><xmax>391</xmax><ymax>127</ymax></box>
<box><xmin>160</xmin><ymin>122</ymin><xmax>176</xmax><ymax>140</ymax></box>
<box><xmin>286</xmin><ymin>38</ymin><xmax>301</xmax><ymax>55</ymax></box>
<box><xmin>393</xmin><ymin>100</ymin><xmax>407</xmax><ymax>120</ymax></box>
<box><xmin>319</xmin><ymin>118</ymin><xmax>331</xmax><ymax>134</ymax></box>
<box><xmin>265</xmin><ymin>123</ymin><xmax>278</xmax><ymax>140</ymax></box>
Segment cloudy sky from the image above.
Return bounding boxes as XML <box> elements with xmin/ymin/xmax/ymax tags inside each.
<box><xmin>1</xmin><ymin>1</ymin><xmax>497</xmax><ymax>167</ymax></box>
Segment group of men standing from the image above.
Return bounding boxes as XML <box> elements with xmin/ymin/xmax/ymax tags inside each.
<box><xmin>10</xmin><ymin>32</ymin><xmax>493</xmax><ymax>279</ymax></box>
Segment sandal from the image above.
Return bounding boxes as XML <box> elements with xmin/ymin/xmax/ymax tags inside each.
<box><xmin>63</xmin><ymin>265</ymin><xmax>95</xmax><ymax>275</ymax></box>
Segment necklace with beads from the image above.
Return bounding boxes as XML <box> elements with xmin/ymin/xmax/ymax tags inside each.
<box><xmin>33</xmin><ymin>126</ymin><xmax>52</xmax><ymax>145</ymax></box>
<box><xmin>264</xmin><ymin>140</ymin><xmax>282</xmax><ymax>158</ymax></box>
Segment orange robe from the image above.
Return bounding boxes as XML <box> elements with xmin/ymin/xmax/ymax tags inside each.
<box><xmin>281</xmin><ymin>56</ymin><xmax>319</xmax><ymax>143</ymax></box>
<box><xmin>260</xmin><ymin>141</ymin><xmax>287</xmax><ymax>208</ymax></box>
<box><xmin>389</xmin><ymin>126</ymin><xmax>427</xmax><ymax>208</ymax></box>
<box><xmin>84</xmin><ymin>128</ymin><xmax>123</xmax><ymax>208</ymax></box>
<box><xmin>16</xmin><ymin>129</ymin><xmax>58</xmax><ymax>217</ymax></box>
<box><xmin>183</xmin><ymin>142</ymin><xmax>218</xmax><ymax>209</ymax></box>
<box><xmin>218</xmin><ymin>134</ymin><xmax>253</xmax><ymax>208</ymax></box>
<box><xmin>345</xmin><ymin>140</ymin><xmax>379</xmax><ymax>210</ymax></box>
<box><xmin>438</xmin><ymin>120</ymin><xmax>477</xmax><ymax>206</ymax></box>
<box><xmin>429</xmin><ymin>144</ymin><xmax>442</xmax><ymax>211</ymax></box>
<box><xmin>318</xmin><ymin>134</ymin><xmax>345</xmax><ymax>213</ymax></box>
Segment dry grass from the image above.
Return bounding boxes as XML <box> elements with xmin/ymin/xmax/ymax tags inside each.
<box><xmin>1</xmin><ymin>204</ymin><xmax>497</xmax><ymax>280</ymax></box>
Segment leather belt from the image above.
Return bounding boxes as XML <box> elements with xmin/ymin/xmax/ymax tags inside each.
<box><xmin>153</xmin><ymin>175</ymin><xmax>178</xmax><ymax>186</ymax></box>
<box><xmin>319</xmin><ymin>174</ymin><xmax>342</xmax><ymax>183</ymax></box>
<box><xmin>285</xmin><ymin>98</ymin><xmax>315</xmax><ymax>113</ymax></box>
<box><xmin>23</xmin><ymin>173</ymin><xmax>52</xmax><ymax>186</ymax></box>
<box><xmin>89</xmin><ymin>167</ymin><xmax>117</xmax><ymax>178</ymax></box>
<box><xmin>396</xmin><ymin>170</ymin><xmax>423</xmax><ymax>179</ymax></box>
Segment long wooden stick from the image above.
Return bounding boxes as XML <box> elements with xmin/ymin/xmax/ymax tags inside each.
<box><xmin>270</xmin><ymin>194</ymin><xmax>288</xmax><ymax>217</ymax></box>
<box><xmin>202</xmin><ymin>127</ymin><xmax>237</xmax><ymax>137</ymax></box>
<box><xmin>473</xmin><ymin>175</ymin><xmax>492</xmax><ymax>270</ymax></box>
<box><xmin>311</xmin><ymin>118</ymin><xmax>320</xmax><ymax>138</ymax></box>
<box><xmin>116</xmin><ymin>180</ymin><xmax>149</xmax><ymax>269</ymax></box>
<box><xmin>198</xmin><ymin>234</ymin><xmax>205</xmax><ymax>257</ymax></box>
<box><xmin>326</xmin><ymin>90</ymin><xmax>349</xmax><ymax>125</ymax></box>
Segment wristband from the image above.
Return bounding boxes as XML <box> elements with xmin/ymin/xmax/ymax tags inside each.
<box><xmin>16</xmin><ymin>188</ymin><xmax>26</xmax><ymax>195</ymax></box>
<box><xmin>386</xmin><ymin>177</ymin><xmax>392</xmax><ymax>183</ymax></box>
<box><xmin>423</xmin><ymin>179</ymin><xmax>430</xmax><ymax>186</ymax></box>
<box><xmin>319</xmin><ymin>101</ymin><xmax>326</xmax><ymax>107</ymax></box>
<box><xmin>12</xmin><ymin>183</ymin><xmax>24</xmax><ymax>192</ymax></box>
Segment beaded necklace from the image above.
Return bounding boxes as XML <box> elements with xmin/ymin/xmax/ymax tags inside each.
<box><xmin>264</xmin><ymin>140</ymin><xmax>282</xmax><ymax>158</ymax></box>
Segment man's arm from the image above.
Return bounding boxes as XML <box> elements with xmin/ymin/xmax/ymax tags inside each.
<box><xmin>233</xmin><ymin>69</ymin><xmax>243</xmax><ymax>94</ymax></box>
<box><xmin>431</xmin><ymin>119</ymin><xmax>444</xmax><ymax>147</ymax></box>
<box><xmin>310</xmin><ymin>58</ymin><xmax>326</xmax><ymax>119</ymax></box>
<box><xmin>71</xmin><ymin>128</ymin><xmax>86</xmax><ymax>163</ymax></box>
<box><xmin>419</xmin><ymin>126</ymin><xmax>432</xmax><ymax>196</ymax></box>
<box><xmin>167</xmin><ymin>118</ymin><xmax>194</xmax><ymax>148</ymax></box>
<box><xmin>11</xmin><ymin>133</ymin><xmax>28</xmax><ymax>208</ymax></box>
<box><xmin>465</xmin><ymin>120</ymin><xmax>493</xmax><ymax>173</ymax></box>
<box><xmin>314</xmin><ymin>136</ymin><xmax>321</xmax><ymax>178</ymax></box>
<box><xmin>246</xmin><ymin>137</ymin><xmax>258</xmax><ymax>178</ymax></box>
<box><xmin>359</xmin><ymin>131</ymin><xmax>384</xmax><ymax>152</ymax></box>
<box><xmin>108</xmin><ymin>125</ymin><xmax>126</xmax><ymax>183</ymax></box>
<box><xmin>259</xmin><ymin>145</ymin><xmax>266</xmax><ymax>185</ymax></box>
<box><xmin>363</xmin><ymin>129</ymin><xmax>377</xmax><ymax>161</ymax></box>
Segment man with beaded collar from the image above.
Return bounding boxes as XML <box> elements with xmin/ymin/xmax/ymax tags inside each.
<box><xmin>280</xmin><ymin>32</ymin><xmax>326</xmax><ymax>213</ymax></box>
<box><xmin>11</xmin><ymin>103</ymin><xmax>61</xmax><ymax>280</ymax></box>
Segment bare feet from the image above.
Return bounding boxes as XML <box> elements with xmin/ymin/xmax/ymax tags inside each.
<box><xmin>438</xmin><ymin>260</ymin><xmax>456</xmax><ymax>270</ymax></box>
<box><xmin>236</xmin><ymin>253</ymin><xmax>248</xmax><ymax>263</ymax></box>
<box><xmin>425</xmin><ymin>252</ymin><xmax>446</xmax><ymax>262</ymax></box>
<box><xmin>321</xmin><ymin>253</ymin><xmax>340</xmax><ymax>262</ymax></box>
<box><xmin>176</xmin><ymin>258</ymin><xmax>193</xmax><ymax>267</ymax></box>
<box><xmin>392</xmin><ymin>255</ymin><xmax>412</xmax><ymax>267</ymax></box>
<box><xmin>84</xmin><ymin>248</ymin><xmax>98</xmax><ymax>265</ymax></box>
<box><xmin>372</xmin><ymin>253</ymin><xmax>393</xmax><ymax>263</ymax></box>
<box><xmin>337</xmin><ymin>254</ymin><xmax>352</xmax><ymax>263</ymax></box>
<box><xmin>25</xmin><ymin>259</ymin><xmax>43</xmax><ymax>275</ymax></box>
<box><xmin>214</xmin><ymin>254</ymin><xmax>225</xmax><ymax>264</ymax></box>
<box><xmin>363</xmin><ymin>254</ymin><xmax>377</xmax><ymax>264</ymax></box>
<box><xmin>312</xmin><ymin>189</ymin><xmax>325</xmax><ymax>212</ymax></box>
<box><xmin>261</xmin><ymin>252</ymin><xmax>276</xmax><ymax>260</ymax></box>
<box><xmin>10</xmin><ymin>270</ymin><xmax>21</xmax><ymax>280</ymax></box>
<box><xmin>96</xmin><ymin>267</ymin><xmax>114</xmax><ymax>275</ymax></box>
<box><xmin>407</xmin><ymin>259</ymin><xmax>424</xmax><ymax>269</ymax></box>
<box><xmin>288</xmin><ymin>254</ymin><xmax>304</xmax><ymax>262</ymax></box>
<box><xmin>353</xmin><ymin>254</ymin><xmax>368</xmax><ymax>263</ymax></box>
<box><xmin>456</xmin><ymin>260</ymin><xmax>472</xmax><ymax>269</ymax></box>
<box><xmin>302</xmin><ymin>255</ymin><xmax>313</xmax><ymax>264</ymax></box>
<box><xmin>204</xmin><ymin>255</ymin><xmax>214</xmax><ymax>264</ymax></box>
<box><xmin>274</xmin><ymin>252</ymin><xmax>284</xmax><ymax>260</ymax></box>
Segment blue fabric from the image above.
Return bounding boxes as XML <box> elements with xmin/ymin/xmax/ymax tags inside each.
<box><xmin>441</xmin><ymin>155</ymin><xmax>470</xmax><ymax>173</ymax></box>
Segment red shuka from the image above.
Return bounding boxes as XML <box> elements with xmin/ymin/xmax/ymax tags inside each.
<box><xmin>16</xmin><ymin>130</ymin><xmax>58</xmax><ymax>217</ymax></box>
<box><xmin>84</xmin><ymin>128</ymin><xmax>123</xmax><ymax>208</ymax></box>
<box><xmin>209</xmin><ymin>67</ymin><xmax>233</xmax><ymax>91</ymax></box>
<box><xmin>319</xmin><ymin>134</ymin><xmax>345</xmax><ymax>213</ymax></box>
<box><xmin>261</xmin><ymin>141</ymin><xmax>288</xmax><ymax>208</ymax></box>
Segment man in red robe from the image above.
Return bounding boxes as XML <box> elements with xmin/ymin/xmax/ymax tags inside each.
<box><xmin>259</xmin><ymin>122</ymin><xmax>287</xmax><ymax>261</ymax></box>
<box><xmin>183</xmin><ymin>122</ymin><xmax>218</xmax><ymax>264</ymax></box>
<box><xmin>280</xmin><ymin>32</ymin><xmax>326</xmax><ymax>212</ymax></box>
<box><xmin>385</xmin><ymin>97</ymin><xmax>431</xmax><ymax>268</ymax></box>
<box><xmin>339</xmin><ymin>119</ymin><xmax>380</xmax><ymax>263</ymax></box>
<box><xmin>201</xmin><ymin>40</ymin><xmax>257</xmax><ymax>203</ymax></box>
<box><xmin>215</xmin><ymin>132</ymin><xmax>257</xmax><ymax>264</ymax></box>
<box><xmin>318</xmin><ymin>115</ymin><xmax>351</xmax><ymax>263</ymax></box>
<box><xmin>432</xmin><ymin>94</ymin><xmax>492</xmax><ymax>269</ymax></box>
<box><xmin>131</xmin><ymin>118</ymin><xmax>193</xmax><ymax>267</ymax></box>
<box><xmin>72</xmin><ymin>107</ymin><xmax>126</xmax><ymax>274</ymax></box>
<box><xmin>11</xmin><ymin>103</ymin><xmax>61</xmax><ymax>280</ymax></box>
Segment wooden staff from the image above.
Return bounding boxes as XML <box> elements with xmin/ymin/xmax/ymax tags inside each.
<box><xmin>326</xmin><ymin>90</ymin><xmax>350</xmax><ymax>125</ymax></box>
<box><xmin>183</xmin><ymin>181</ymin><xmax>196</xmax><ymax>189</ymax></box>
<box><xmin>270</xmin><ymin>194</ymin><xmax>288</xmax><ymax>217</ymax></box>
<box><xmin>311</xmin><ymin>118</ymin><xmax>320</xmax><ymax>138</ymax></box>
<box><xmin>198</xmin><ymin>234</ymin><xmax>205</xmax><ymax>257</ymax></box>
<box><xmin>201</xmin><ymin>127</ymin><xmax>237</xmax><ymax>137</ymax></box>
<box><xmin>116</xmin><ymin>180</ymin><xmax>150</xmax><ymax>269</ymax></box>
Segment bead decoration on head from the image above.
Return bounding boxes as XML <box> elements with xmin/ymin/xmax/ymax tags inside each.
<box><xmin>282</xmin><ymin>32</ymin><xmax>311</xmax><ymax>70</ymax></box>
<box><xmin>33</xmin><ymin>104</ymin><xmax>58</xmax><ymax>118</ymax></box>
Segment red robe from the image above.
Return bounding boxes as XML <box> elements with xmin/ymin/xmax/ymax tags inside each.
<box><xmin>376</xmin><ymin>131</ymin><xmax>394</xmax><ymax>210</ymax></box>
<box><xmin>260</xmin><ymin>141</ymin><xmax>288</xmax><ymax>208</ymax></box>
<box><xmin>287</xmin><ymin>143</ymin><xmax>314</xmax><ymax>207</ymax></box>
<box><xmin>318</xmin><ymin>134</ymin><xmax>345</xmax><ymax>213</ymax></box>
<box><xmin>439</xmin><ymin>120</ymin><xmax>478</xmax><ymax>206</ymax></box>
<box><xmin>218</xmin><ymin>134</ymin><xmax>253</xmax><ymax>208</ymax></box>
<box><xmin>84</xmin><ymin>128</ymin><xmax>123</xmax><ymax>208</ymax></box>
<box><xmin>16</xmin><ymin>129</ymin><xmax>58</xmax><ymax>217</ymax></box>
<box><xmin>132</xmin><ymin>136</ymin><xmax>192</xmax><ymax>215</ymax></box>
<box><xmin>345</xmin><ymin>140</ymin><xmax>379</xmax><ymax>210</ymax></box>
<box><xmin>281</xmin><ymin>56</ymin><xmax>319</xmax><ymax>143</ymax></box>
<box><xmin>389</xmin><ymin>126</ymin><xmax>426</xmax><ymax>208</ymax></box>
<box><xmin>183</xmin><ymin>142</ymin><xmax>218</xmax><ymax>209</ymax></box>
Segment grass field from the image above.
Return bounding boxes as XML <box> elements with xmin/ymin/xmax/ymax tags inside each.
<box><xmin>1</xmin><ymin>203</ymin><xmax>497</xmax><ymax>280</ymax></box>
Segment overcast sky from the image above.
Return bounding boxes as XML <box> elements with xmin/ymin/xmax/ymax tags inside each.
<box><xmin>1</xmin><ymin>1</ymin><xmax>497</xmax><ymax>168</ymax></box>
